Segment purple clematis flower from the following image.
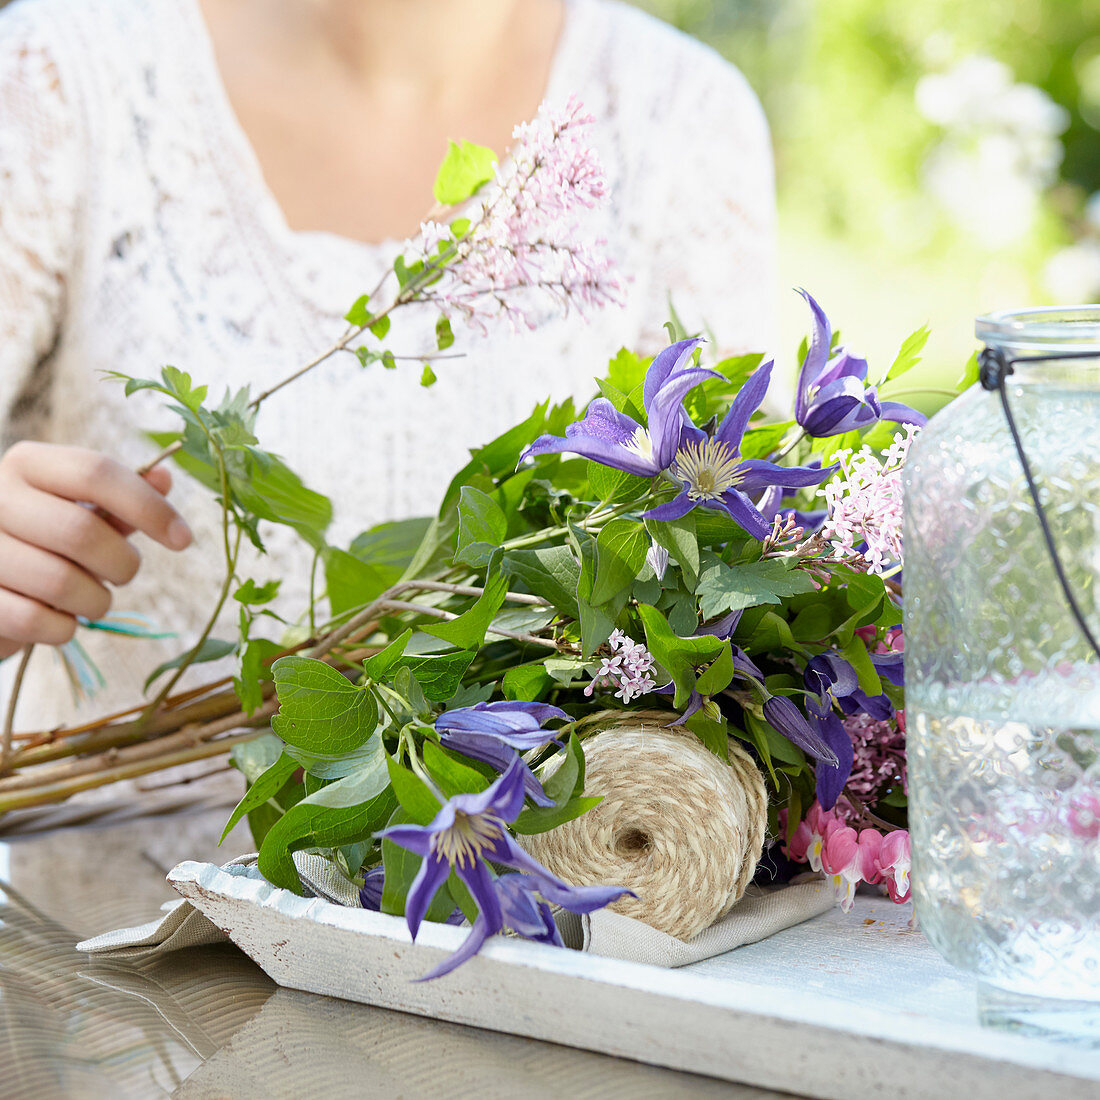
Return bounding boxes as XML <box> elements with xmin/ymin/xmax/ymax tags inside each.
<box><xmin>795</xmin><ymin>290</ymin><xmax>926</xmax><ymax>438</ymax></box>
<box><xmin>646</xmin><ymin>359</ymin><xmax>833</xmax><ymax>539</ymax></box>
<box><xmin>519</xmin><ymin>338</ymin><xmax>718</xmax><ymax>476</ymax></box>
<box><xmin>378</xmin><ymin>758</ymin><xmax>631</xmax><ymax>979</ymax></box>
<box><xmin>802</xmin><ymin>652</ymin><xmax>897</xmax><ymax>808</ymax></box>
<box><xmin>435</xmin><ymin>701</ymin><xmax>569</xmax><ymax>808</ymax></box>
<box><xmin>761</xmin><ymin>694</ymin><xmax>840</xmax><ymax>766</ymax></box>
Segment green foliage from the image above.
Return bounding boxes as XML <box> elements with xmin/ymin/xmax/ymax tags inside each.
<box><xmin>696</xmin><ymin>556</ymin><xmax>818</xmax><ymax>619</ymax></box>
<box><xmin>270</xmin><ymin>657</ymin><xmax>379</xmax><ymax>756</ymax></box>
<box><xmin>433</xmin><ymin>140</ymin><xmax>497</xmax><ymax>205</ymax></box>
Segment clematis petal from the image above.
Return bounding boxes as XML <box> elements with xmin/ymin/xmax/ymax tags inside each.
<box><xmin>404</xmin><ymin>853</ymin><xmax>452</xmax><ymax>940</ymax></box>
<box><xmin>816</xmin><ymin>349</ymin><xmax>869</xmax><ymax>389</ymax></box>
<box><xmin>877</xmin><ymin>400</ymin><xmax>927</xmax><ymax>427</ymax></box>
<box><xmin>714</xmin><ymin>359</ymin><xmax>774</xmax><ymax>450</ymax></box>
<box><xmin>795</xmin><ymin>289</ymin><xmax>832</xmax><ymax>423</ymax></box>
<box><xmin>455</xmin><ymin>856</ymin><xmax>504</xmax><ymax>933</ymax></box>
<box><xmin>567</xmin><ymin>397</ymin><xmax>643</xmax><ymax>447</ymax></box>
<box><xmin>736</xmin><ymin>458</ymin><xmax>835</xmax><ymax>494</ymax></box>
<box><xmin>715</xmin><ymin>488</ymin><xmax>772</xmax><ymax>541</ymax></box>
<box><xmin>414</xmin><ymin>912</ymin><xmax>495</xmax><ymax>982</ymax></box>
<box><xmin>520</xmin><ymin>427</ymin><xmax>659</xmax><ymax>478</ymax></box>
<box><xmin>642</xmin><ymin>337</ymin><xmax>705</xmax><ymax>410</ymax></box>
<box><xmin>813</xmin><ymin>709</ymin><xmax>855</xmax><ymax>810</ymax></box>
<box><xmin>377</xmin><ymin>821</ymin><xmax>439</xmax><ymax>858</ymax></box>
<box><xmin>437</xmin><ymin>733</ymin><xmax>555</xmax><ymax>807</ymax></box>
<box><xmin>648</xmin><ymin>366</ymin><xmax>724</xmax><ymax>469</ymax></box>
<box><xmin>805</xmin><ymin>653</ymin><xmax>860</xmax><ymax>699</ymax></box>
<box><xmin>642</xmin><ymin>489</ymin><xmax>697</xmax><ymax>522</ymax></box>
<box><xmin>762</xmin><ymin>695</ymin><xmax>839</xmax><ymax>766</ymax></box>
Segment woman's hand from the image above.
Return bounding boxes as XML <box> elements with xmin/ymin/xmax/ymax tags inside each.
<box><xmin>0</xmin><ymin>442</ymin><xmax>192</xmax><ymax>659</ymax></box>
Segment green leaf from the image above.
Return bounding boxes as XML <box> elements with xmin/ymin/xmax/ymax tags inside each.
<box><xmin>591</xmin><ymin>518</ymin><xmax>649</xmax><ymax>605</ymax></box>
<box><xmin>646</xmin><ymin>514</ymin><xmax>699</xmax><ymax>589</ymax></box>
<box><xmin>789</xmin><ymin>603</ymin><xmax>837</xmax><ymax>642</ymax></box>
<box><xmin>957</xmin><ymin>350</ymin><xmax>980</xmax><ymax>390</ymax></box>
<box><xmin>234</xmin><ymin>637</ymin><xmax>282</xmax><ymax>715</ymax></box>
<box><xmin>421</xmin><ymin>572</ymin><xmax>509</xmax><ymax>650</ymax></box>
<box><xmin>884</xmin><ymin>324</ymin><xmax>931</xmax><ymax>384</ymax></box>
<box><xmin>577</xmin><ymin>536</ymin><xmax>618</xmax><ymax>656</ymax></box>
<box><xmin>456</xmin><ymin>486</ymin><xmax>507</xmax><ymax>568</ymax></box>
<box><xmin>345</xmin><ymin>294</ymin><xmax>370</xmax><ymax>326</ymax></box>
<box><xmin>368</xmin><ymin>314</ymin><xmax>391</xmax><ymax>340</ymax></box>
<box><xmin>282</xmin><ymin>735</ymin><xmax>388</xmax><ymax>780</ymax></box>
<box><xmin>392</xmin><ymin>651</ymin><xmax>476</xmax><ymax>702</ymax></box>
<box><xmin>363</xmin><ymin>629</ymin><xmax>413</xmax><ymax>681</ymax></box>
<box><xmin>423</xmin><ymin>742</ymin><xmax>492</xmax><ymax>799</ymax></box>
<box><xmin>234</xmin><ymin>579</ymin><xmax>281</xmax><ymax>605</ymax></box>
<box><xmin>385</xmin><ymin>754</ymin><xmax>442</xmax><ymax>824</ymax></box>
<box><xmin>587</xmin><ymin>461</ymin><xmax>648</xmax><ymax>503</ymax></box>
<box><xmin>502</xmin><ymin>662</ymin><xmax>554</xmax><ymax>701</ymax></box>
<box><xmin>258</xmin><ymin>745</ymin><xmax>393</xmax><ymax>893</ymax></box>
<box><xmin>502</xmin><ymin>546</ymin><xmax>581</xmax><ymax>618</ymax></box>
<box><xmin>638</xmin><ymin>604</ymin><xmax>724</xmax><ymax>708</ymax></box>
<box><xmin>220</xmin><ymin>751</ymin><xmax>297</xmax><ymax>844</ymax></box>
<box><xmin>270</xmin><ymin>656</ymin><xmax>378</xmax><ymax>755</ymax></box>
<box><xmin>324</xmin><ymin>547</ymin><xmax>395</xmax><ymax>617</ymax></box>
<box><xmin>694</xmin><ymin>643</ymin><xmax>735</xmax><ymax>696</ymax></box>
<box><xmin>349</xmin><ymin>516</ymin><xmax>432</xmax><ymax>571</ymax></box>
<box><xmin>433</xmin><ymin>139</ymin><xmax>497</xmax><ymax>205</ymax></box>
<box><xmin>144</xmin><ymin>637</ymin><xmax>236</xmax><ymax>692</ymax></box>
<box><xmin>840</xmin><ymin>635</ymin><xmax>883</xmax><ymax>697</ymax></box>
<box><xmin>420</xmin><ymin>364</ymin><xmax>437</xmax><ymax>387</ymax></box>
<box><xmin>161</xmin><ymin>365</ymin><xmax>207</xmax><ymax>412</ymax></box>
<box><xmin>697</xmin><ymin>558</ymin><xmax>817</xmax><ymax>620</ymax></box>
<box><xmin>233</xmin><ymin>455</ymin><xmax>332</xmax><ymax>549</ymax></box>
<box><xmin>436</xmin><ymin>315</ymin><xmax>454</xmax><ymax>351</ymax></box>
<box><xmin>685</xmin><ymin>711</ymin><xmax>729</xmax><ymax>762</ymax></box>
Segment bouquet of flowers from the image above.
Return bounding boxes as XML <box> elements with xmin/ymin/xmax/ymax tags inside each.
<box><xmin>0</xmin><ymin>99</ymin><xmax>954</xmax><ymax>979</ymax></box>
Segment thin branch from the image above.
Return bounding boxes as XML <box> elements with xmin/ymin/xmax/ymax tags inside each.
<box><xmin>0</xmin><ymin>698</ymin><xmax>277</xmax><ymax>799</ymax></box>
<box><xmin>377</xmin><ymin>599</ymin><xmax>559</xmax><ymax>649</ymax></box>
<box><xmin>1</xmin><ymin>646</ymin><xmax>33</xmax><ymax>775</ymax></box>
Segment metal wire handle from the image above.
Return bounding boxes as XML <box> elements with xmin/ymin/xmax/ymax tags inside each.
<box><xmin>978</xmin><ymin>345</ymin><xmax>1100</xmax><ymax>663</ymax></box>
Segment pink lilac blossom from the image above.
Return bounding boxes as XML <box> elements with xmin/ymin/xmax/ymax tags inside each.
<box><xmin>818</xmin><ymin>425</ymin><xmax>920</xmax><ymax>574</ymax></box>
<box><xmin>844</xmin><ymin>711</ymin><xmax>907</xmax><ymax>806</ymax></box>
<box><xmin>783</xmin><ymin>800</ymin><xmax>912</xmax><ymax>911</ymax></box>
<box><xmin>417</xmin><ymin>96</ymin><xmax>622</xmax><ymax>333</ymax></box>
<box><xmin>584</xmin><ymin>629</ymin><xmax>657</xmax><ymax>703</ymax></box>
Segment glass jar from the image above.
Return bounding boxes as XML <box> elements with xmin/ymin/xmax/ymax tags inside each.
<box><xmin>903</xmin><ymin>307</ymin><xmax>1100</xmax><ymax>1030</ymax></box>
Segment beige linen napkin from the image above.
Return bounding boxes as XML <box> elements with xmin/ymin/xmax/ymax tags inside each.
<box><xmin>77</xmin><ymin>857</ymin><xmax>834</xmax><ymax>968</ymax></box>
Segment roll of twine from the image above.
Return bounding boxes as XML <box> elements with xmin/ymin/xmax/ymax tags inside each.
<box><xmin>523</xmin><ymin>713</ymin><xmax>768</xmax><ymax>940</ymax></box>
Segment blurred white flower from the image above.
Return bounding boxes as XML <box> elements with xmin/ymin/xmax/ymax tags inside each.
<box><xmin>915</xmin><ymin>55</ymin><xmax>1068</xmax><ymax>248</ymax></box>
<box><xmin>1043</xmin><ymin>242</ymin><xmax>1100</xmax><ymax>304</ymax></box>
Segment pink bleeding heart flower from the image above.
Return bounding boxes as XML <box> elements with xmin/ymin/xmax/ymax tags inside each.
<box><xmin>821</xmin><ymin>825</ymin><xmax>884</xmax><ymax>912</ymax></box>
<box><xmin>875</xmin><ymin>829</ymin><xmax>912</xmax><ymax>903</ymax></box>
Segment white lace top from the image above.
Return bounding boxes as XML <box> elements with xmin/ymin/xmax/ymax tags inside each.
<box><xmin>0</xmin><ymin>0</ymin><xmax>776</xmax><ymax>730</ymax></box>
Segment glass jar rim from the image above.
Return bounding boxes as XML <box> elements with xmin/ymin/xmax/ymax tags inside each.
<box><xmin>976</xmin><ymin>305</ymin><xmax>1100</xmax><ymax>353</ymax></box>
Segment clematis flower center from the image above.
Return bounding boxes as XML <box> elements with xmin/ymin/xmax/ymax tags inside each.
<box><xmin>672</xmin><ymin>438</ymin><xmax>744</xmax><ymax>501</ymax></box>
<box><xmin>432</xmin><ymin>811</ymin><xmax>505</xmax><ymax>868</ymax></box>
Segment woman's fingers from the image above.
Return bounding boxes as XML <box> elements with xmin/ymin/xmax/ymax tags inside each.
<box><xmin>0</xmin><ymin>585</ymin><xmax>77</xmax><ymax>647</ymax></box>
<box><xmin>0</xmin><ymin>532</ymin><xmax>112</xmax><ymax>620</ymax></box>
<box><xmin>0</xmin><ymin>481</ymin><xmax>143</xmax><ymax>587</ymax></box>
<box><xmin>3</xmin><ymin>442</ymin><xmax>191</xmax><ymax>551</ymax></box>
<box><xmin>105</xmin><ymin>465</ymin><xmax>174</xmax><ymax>537</ymax></box>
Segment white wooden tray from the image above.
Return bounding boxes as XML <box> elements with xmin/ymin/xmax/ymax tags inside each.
<box><xmin>167</xmin><ymin>860</ymin><xmax>1100</xmax><ymax>1100</ymax></box>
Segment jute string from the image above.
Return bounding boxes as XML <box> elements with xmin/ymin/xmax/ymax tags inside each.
<box><xmin>523</xmin><ymin>714</ymin><xmax>768</xmax><ymax>940</ymax></box>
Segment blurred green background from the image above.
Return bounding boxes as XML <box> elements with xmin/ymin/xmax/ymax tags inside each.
<box><xmin>633</xmin><ymin>0</ymin><xmax>1100</xmax><ymax>410</ymax></box>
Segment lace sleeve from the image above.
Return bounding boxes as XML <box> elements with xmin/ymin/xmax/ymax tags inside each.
<box><xmin>0</xmin><ymin>8</ymin><xmax>81</xmax><ymax>438</ymax></box>
<box><xmin>633</xmin><ymin>46</ymin><xmax>778</xmax><ymax>361</ymax></box>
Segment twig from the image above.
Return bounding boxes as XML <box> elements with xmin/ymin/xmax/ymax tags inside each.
<box><xmin>0</xmin><ymin>697</ymin><xmax>277</xmax><ymax>799</ymax></box>
<box><xmin>1</xmin><ymin>645</ymin><xmax>33</xmax><ymax>775</ymax></box>
<box><xmin>391</xmin><ymin>580</ymin><xmax>550</xmax><ymax>606</ymax></box>
<box><xmin>377</xmin><ymin>600</ymin><xmax>560</xmax><ymax>649</ymax></box>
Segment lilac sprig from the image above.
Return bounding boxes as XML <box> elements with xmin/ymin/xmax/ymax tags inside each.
<box><xmin>818</xmin><ymin>426</ymin><xmax>920</xmax><ymax>574</ymax></box>
<box><xmin>416</xmin><ymin>96</ymin><xmax>621</xmax><ymax>333</ymax></box>
<box><xmin>584</xmin><ymin>630</ymin><xmax>658</xmax><ymax>703</ymax></box>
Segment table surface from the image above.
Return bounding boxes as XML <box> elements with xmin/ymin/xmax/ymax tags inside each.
<box><xmin>0</xmin><ymin>791</ymin><xmax>792</xmax><ymax>1100</ymax></box>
